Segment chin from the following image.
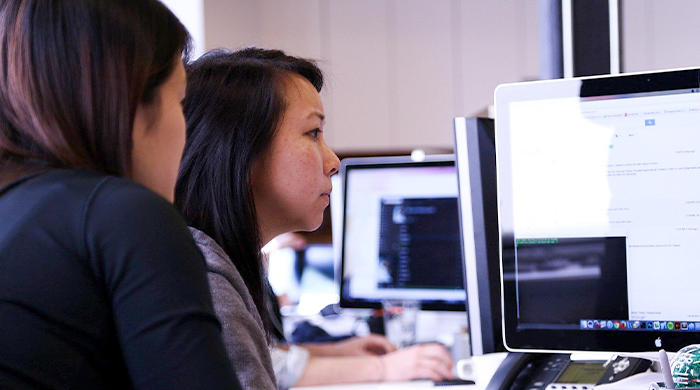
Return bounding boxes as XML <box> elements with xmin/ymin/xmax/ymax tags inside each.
<box><xmin>304</xmin><ymin>222</ymin><xmax>323</xmax><ymax>232</ymax></box>
<box><xmin>301</xmin><ymin>217</ymin><xmax>324</xmax><ymax>232</ymax></box>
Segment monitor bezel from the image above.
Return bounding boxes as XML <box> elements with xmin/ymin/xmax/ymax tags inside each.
<box><xmin>454</xmin><ymin>117</ymin><xmax>505</xmax><ymax>355</ymax></box>
<box><xmin>495</xmin><ymin>67</ymin><xmax>700</xmax><ymax>353</ymax></box>
<box><xmin>338</xmin><ymin>155</ymin><xmax>467</xmax><ymax>312</ymax></box>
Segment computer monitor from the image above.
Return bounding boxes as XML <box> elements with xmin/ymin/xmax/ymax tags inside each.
<box><xmin>454</xmin><ymin>117</ymin><xmax>505</xmax><ymax>356</ymax></box>
<box><xmin>330</xmin><ymin>173</ymin><xmax>343</xmax><ymax>285</ymax></box>
<box><xmin>339</xmin><ymin>155</ymin><xmax>466</xmax><ymax>311</ymax></box>
<box><xmin>496</xmin><ymin>68</ymin><xmax>700</xmax><ymax>352</ymax></box>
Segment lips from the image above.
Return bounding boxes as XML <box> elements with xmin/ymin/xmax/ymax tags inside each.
<box><xmin>320</xmin><ymin>190</ymin><xmax>331</xmax><ymax>205</ymax></box>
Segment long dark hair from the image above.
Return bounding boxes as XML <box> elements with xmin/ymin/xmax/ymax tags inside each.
<box><xmin>0</xmin><ymin>0</ymin><xmax>190</xmax><ymax>177</ymax></box>
<box><xmin>176</xmin><ymin>48</ymin><xmax>323</xmax><ymax>334</ymax></box>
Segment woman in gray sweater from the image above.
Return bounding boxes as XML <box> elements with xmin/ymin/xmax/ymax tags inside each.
<box><xmin>175</xmin><ymin>48</ymin><xmax>455</xmax><ymax>389</ymax></box>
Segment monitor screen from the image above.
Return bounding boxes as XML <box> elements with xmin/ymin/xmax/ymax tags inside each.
<box><xmin>496</xmin><ymin>68</ymin><xmax>700</xmax><ymax>352</ymax></box>
<box><xmin>339</xmin><ymin>156</ymin><xmax>466</xmax><ymax>311</ymax></box>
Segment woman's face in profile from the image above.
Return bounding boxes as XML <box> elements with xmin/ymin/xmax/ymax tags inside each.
<box><xmin>252</xmin><ymin>74</ymin><xmax>340</xmax><ymax>240</ymax></box>
<box><xmin>131</xmin><ymin>60</ymin><xmax>187</xmax><ymax>202</ymax></box>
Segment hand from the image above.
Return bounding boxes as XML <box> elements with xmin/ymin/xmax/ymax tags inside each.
<box><xmin>381</xmin><ymin>343</ymin><xmax>455</xmax><ymax>382</ymax></box>
<box><xmin>332</xmin><ymin>335</ymin><xmax>397</xmax><ymax>356</ymax></box>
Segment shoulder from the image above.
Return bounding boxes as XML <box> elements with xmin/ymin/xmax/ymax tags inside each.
<box><xmin>189</xmin><ymin>227</ymin><xmax>233</xmax><ymax>271</ymax></box>
<box><xmin>189</xmin><ymin>228</ymin><xmax>246</xmax><ymax>288</ymax></box>
<box><xmin>193</xmin><ymin>228</ymin><xmax>275</xmax><ymax>388</ymax></box>
<box><xmin>12</xmin><ymin>169</ymin><xmax>175</xmax><ymax>222</ymax></box>
<box><xmin>80</xmin><ymin>171</ymin><xmax>204</xmax><ymax>281</ymax></box>
<box><xmin>1</xmin><ymin>169</ymin><xmax>125</xmax><ymax>210</ymax></box>
<box><xmin>0</xmin><ymin>169</ymin><xmax>179</xmax><ymax>251</ymax></box>
<box><xmin>189</xmin><ymin>228</ymin><xmax>264</xmax><ymax>324</ymax></box>
<box><xmin>80</xmin><ymin>172</ymin><xmax>191</xmax><ymax>246</ymax></box>
<box><xmin>14</xmin><ymin>169</ymin><xmax>146</xmax><ymax>198</ymax></box>
<box><xmin>85</xmin><ymin>173</ymin><xmax>176</xmax><ymax>219</ymax></box>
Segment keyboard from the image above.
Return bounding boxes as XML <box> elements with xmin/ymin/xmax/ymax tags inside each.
<box><xmin>434</xmin><ymin>379</ymin><xmax>476</xmax><ymax>387</ymax></box>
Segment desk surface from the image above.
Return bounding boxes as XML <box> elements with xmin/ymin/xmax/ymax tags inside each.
<box><xmin>292</xmin><ymin>353</ymin><xmax>507</xmax><ymax>390</ymax></box>
<box><xmin>292</xmin><ymin>352</ymin><xmax>663</xmax><ymax>390</ymax></box>
<box><xmin>292</xmin><ymin>380</ymin><xmax>475</xmax><ymax>390</ymax></box>
<box><xmin>597</xmin><ymin>371</ymin><xmax>662</xmax><ymax>390</ymax></box>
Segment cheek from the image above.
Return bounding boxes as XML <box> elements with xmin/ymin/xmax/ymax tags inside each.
<box><xmin>290</xmin><ymin>146</ymin><xmax>324</xmax><ymax>189</ymax></box>
<box><xmin>270</xmin><ymin>144</ymin><xmax>323</xmax><ymax>200</ymax></box>
<box><xmin>169</xmin><ymin>100</ymin><xmax>187</xmax><ymax>147</ymax></box>
<box><xmin>153</xmin><ymin>104</ymin><xmax>186</xmax><ymax>193</ymax></box>
<box><xmin>161</xmin><ymin>104</ymin><xmax>187</xmax><ymax>166</ymax></box>
<box><xmin>174</xmin><ymin>116</ymin><xmax>187</xmax><ymax>162</ymax></box>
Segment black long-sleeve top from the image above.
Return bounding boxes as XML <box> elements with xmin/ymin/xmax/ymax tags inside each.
<box><xmin>0</xmin><ymin>169</ymin><xmax>242</xmax><ymax>390</ymax></box>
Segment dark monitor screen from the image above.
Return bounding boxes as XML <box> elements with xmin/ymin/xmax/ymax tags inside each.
<box><xmin>339</xmin><ymin>156</ymin><xmax>466</xmax><ymax>311</ymax></box>
<box><xmin>454</xmin><ymin>117</ymin><xmax>506</xmax><ymax>356</ymax></box>
<box><xmin>495</xmin><ymin>68</ymin><xmax>700</xmax><ymax>352</ymax></box>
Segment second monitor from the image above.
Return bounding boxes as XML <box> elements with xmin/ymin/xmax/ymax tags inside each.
<box><xmin>339</xmin><ymin>155</ymin><xmax>466</xmax><ymax>311</ymax></box>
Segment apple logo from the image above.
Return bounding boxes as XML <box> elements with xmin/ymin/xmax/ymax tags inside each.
<box><xmin>655</xmin><ymin>337</ymin><xmax>662</xmax><ymax>348</ymax></box>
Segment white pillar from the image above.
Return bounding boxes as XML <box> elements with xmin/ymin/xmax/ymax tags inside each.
<box><xmin>160</xmin><ymin>0</ymin><xmax>206</xmax><ymax>59</ymax></box>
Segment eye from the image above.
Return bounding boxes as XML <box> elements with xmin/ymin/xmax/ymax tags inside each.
<box><xmin>307</xmin><ymin>129</ymin><xmax>321</xmax><ymax>139</ymax></box>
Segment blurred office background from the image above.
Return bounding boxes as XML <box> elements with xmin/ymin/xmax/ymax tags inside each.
<box><xmin>160</xmin><ymin>0</ymin><xmax>700</xmax><ymax>314</ymax></box>
<box><xmin>162</xmin><ymin>0</ymin><xmax>700</xmax><ymax>154</ymax></box>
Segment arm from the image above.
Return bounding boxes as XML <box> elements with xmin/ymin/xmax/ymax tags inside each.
<box><xmin>295</xmin><ymin>343</ymin><xmax>455</xmax><ymax>386</ymax></box>
<box><xmin>85</xmin><ymin>179</ymin><xmax>240</xmax><ymax>390</ymax></box>
<box><xmin>295</xmin><ymin>355</ymin><xmax>383</xmax><ymax>386</ymax></box>
<box><xmin>298</xmin><ymin>334</ymin><xmax>397</xmax><ymax>357</ymax></box>
<box><xmin>207</xmin><ymin>270</ymin><xmax>277</xmax><ymax>390</ymax></box>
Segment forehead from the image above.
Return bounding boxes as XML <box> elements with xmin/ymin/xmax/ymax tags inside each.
<box><xmin>282</xmin><ymin>74</ymin><xmax>323</xmax><ymax>114</ymax></box>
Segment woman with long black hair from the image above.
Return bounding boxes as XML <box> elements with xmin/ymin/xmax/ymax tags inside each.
<box><xmin>177</xmin><ymin>48</ymin><xmax>455</xmax><ymax>389</ymax></box>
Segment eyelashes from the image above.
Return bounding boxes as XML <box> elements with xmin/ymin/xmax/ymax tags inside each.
<box><xmin>307</xmin><ymin>129</ymin><xmax>321</xmax><ymax>139</ymax></box>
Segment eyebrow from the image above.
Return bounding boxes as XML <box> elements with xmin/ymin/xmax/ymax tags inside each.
<box><xmin>308</xmin><ymin>111</ymin><xmax>325</xmax><ymax>122</ymax></box>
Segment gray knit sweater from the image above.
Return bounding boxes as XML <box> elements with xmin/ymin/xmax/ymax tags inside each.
<box><xmin>189</xmin><ymin>227</ymin><xmax>277</xmax><ymax>390</ymax></box>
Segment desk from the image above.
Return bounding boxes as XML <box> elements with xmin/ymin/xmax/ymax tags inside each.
<box><xmin>292</xmin><ymin>352</ymin><xmax>664</xmax><ymax>390</ymax></box>
<box><xmin>291</xmin><ymin>353</ymin><xmax>508</xmax><ymax>390</ymax></box>
<box><xmin>292</xmin><ymin>380</ymin><xmax>473</xmax><ymax>390</ymax></box>
<box><xmin>596</xmin><ymin>371</ymin><xmax>662</xmax><ymax>390</ymax></box>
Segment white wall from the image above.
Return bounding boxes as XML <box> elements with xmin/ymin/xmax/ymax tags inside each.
<box><xmin>202</xmin><ymin>0</ymin><xmax>540</xmax><ymax>153</ymax></box>
<box><xmin>168</xmin><ymin>0</ymin><xmax>700</xmax><ymax>152</ymax></box>
<box><xmin>160</xmin><ymin>0</ymin><xmax>206</xmax><ymax>58</ymax></box>
<box><xmin>622</xmin><ymin>0</ymin><xmax>700</xmax><ymax>73</ymax></box>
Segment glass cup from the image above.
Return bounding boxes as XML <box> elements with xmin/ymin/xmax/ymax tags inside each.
<box><xmin>382</xmin><ymin>299</ymin><xmax>420</xmax><ymax>348</ymax></box>
<box><xmin>451</xmin><ymin>329</ymin><xmax>472</xmax><ymax>362</ymax></box>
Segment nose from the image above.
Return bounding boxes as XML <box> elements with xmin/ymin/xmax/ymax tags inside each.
<box><xmin>323</xmin><ymin>143</ymin><xmax>340</xmax><ymax>177</ymax></box>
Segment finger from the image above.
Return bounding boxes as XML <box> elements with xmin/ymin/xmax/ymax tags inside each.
<box><xmin>415</xmin><ymin>344</ymin><xmax>453</xmax><ymax>368</ymax></box>
<box><xmin>419</xmin><ymin>356</ymin><xmax>455</xmax><ymax>380</ymax></box>
<box><xmin>412</xmin><ymin>366</ymin><xmax>444</xmax><ymax>382</ymax></box>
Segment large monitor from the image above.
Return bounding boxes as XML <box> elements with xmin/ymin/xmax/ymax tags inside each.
<box><xmin>339</xmin><ymin>155</ymin><xmax>466</xmax><ymax>311</ymax></box>
<box><xmin>496</xmin><ymin>68</ymin><xmax>700</xmax><ymax>352</ymax></box>
<box><xmin>454</xmin><ymin>117</ymin><xmax>505</xmax><ymax>356</ymax></box>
